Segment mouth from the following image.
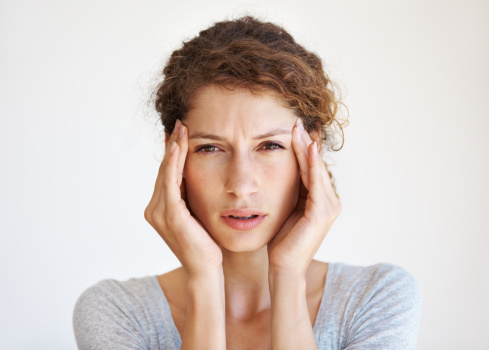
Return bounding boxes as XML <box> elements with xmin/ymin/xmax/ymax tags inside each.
<box><xmin>220</xmin><ymin>209</ymin><xmax>266</xmax><ymax>231</ymax></box>
<box><xmin>228</xmin><ymin>215</ymin><xmax>259</xmax><ymax>220</ymax></box>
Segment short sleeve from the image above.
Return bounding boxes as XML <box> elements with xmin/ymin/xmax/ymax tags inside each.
<box><xmin>73</xmin><ymin>280</ymin><xmax>149</xmax><ymax>350</ymax></box>
<box><xmin>343</xmin><ymin>264</ymin><xmax>422</xmax><ymax>350</ymax></box>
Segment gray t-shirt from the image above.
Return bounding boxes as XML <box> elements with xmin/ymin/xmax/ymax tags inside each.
<box><xmin>73</xmin><ymin>262</ymin><xmax>422</xmax><ymax>349</ymax></box>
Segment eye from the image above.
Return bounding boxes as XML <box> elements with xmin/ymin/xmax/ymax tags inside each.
<box><xmin>261</xmin><ymin>142</ymin><xmax>285</xmax><ymax>150</ymax></box>
<box><xmin>196</xmin><ymin>145</ymin><xmax>220</xmax><ymax>153</ymax></box>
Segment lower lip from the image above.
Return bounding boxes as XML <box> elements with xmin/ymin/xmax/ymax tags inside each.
<box><xmin>221</xmin><ymin>216</ymin><xmax>266</xmax><ymax>231</ymax></box>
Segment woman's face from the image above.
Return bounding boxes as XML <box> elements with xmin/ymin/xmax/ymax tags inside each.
<box><xmin>182</xmin><ymin>85</ymin><xmax>301</xmax><ymax>252</ymax></box>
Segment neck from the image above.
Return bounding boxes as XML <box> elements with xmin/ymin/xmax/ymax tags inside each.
<box><xmin>221</xmin><ymin>246</ymin><xmax>271</xmax><ymax>320</ymax></box>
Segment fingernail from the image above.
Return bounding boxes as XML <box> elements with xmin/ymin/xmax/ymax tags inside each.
<box><xmin>179</xmin><ymin>124</ymin><xmax>185</xmax><ymax>139</ymax></box>
<box><xmin>170</xmin><ymin>141</ymin><xmax>176</xmax><ymax>153</ymax></box>
<box><xmin>312</xmin><ymin>141</ymin><xmax>318</xmax><ymax>155</ymax></box>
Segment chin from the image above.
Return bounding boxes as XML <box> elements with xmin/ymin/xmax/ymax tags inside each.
<box><xmin>213</xmin><ymin>228</ymin><xmax>275</xmax><ymax>253</ymax></box>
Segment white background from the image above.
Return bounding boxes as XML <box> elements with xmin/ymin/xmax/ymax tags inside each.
<box><xmin>1</xmin><ymin>0</ymin><xmax>488</xmax><ymax>349</ymax></box>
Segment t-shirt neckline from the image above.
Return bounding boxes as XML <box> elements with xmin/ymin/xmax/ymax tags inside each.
<box><xmin>152</xmin><ymin>262</ymin><xmax>335</xmax><ymax>346</ymax></box>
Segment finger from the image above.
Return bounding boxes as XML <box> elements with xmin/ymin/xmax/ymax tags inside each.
<box><xmin>307</xmin><ymin>141</ymin><xmax>328</xmax><ymax>212</ymax></box>
<box><xmin>146</xmin><ymin>156</ymin><xmax>171</xmax><ymax>216</ymax></box>
<box><xmin>145</xmin><ymin>157</ymin><xmax>169</xmax><ymax>226</ymax></box>
<box><xmin>297</xmin><ymin>119</ymin><xmax>314</xmax><ymax>148</ymax></box>
<box><xmin>163</xmin><ymin>120</ymin><xmax>182</xmax><ymax>163</ymax></box>
<box><xmin>291</xmin><ymin>119</ymin><xmax>310</xmax><ymax>189</ymax></box>
<box><xmin>297</xmin><ymin>125</ymin><xmax>336</xmax><ymax>207</ymax></box>
<box><xmin>152</xmin><ymin>120</ymin><xmax>182</xmax><ymax>200</ymax></box>
<box><xmin>321</xmin><ymin>161</ymin><xmax>339</xmax><ymax>205</ymax></box>
<box><xmin>153</xmin><ymin>120</ymin><xmax>182</xmax><ymax>206</ymax></box>
<box><xmin>308</xmin><ymin>147</ymin><xmax>342</xmax><ymax>224</ymax></box>
<box><xmin>317</xmin><ymin>160</ymin><xmax>342</xmax><ymax>223</ymax></box>
<box><xmin>163</xmin><ymin>141</ymin><xmax>183</xmax><ymax>206</ymax></box>
<box><xmin>176</xmin><ymin>124</ymin><xmax>188</xmax><ymax>187</ymax></box>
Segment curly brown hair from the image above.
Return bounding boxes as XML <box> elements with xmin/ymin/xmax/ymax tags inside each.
<box><xmin>153</xmin><ymin>16</ymin><xmax>347</xmax><ymax>194</ymax></box>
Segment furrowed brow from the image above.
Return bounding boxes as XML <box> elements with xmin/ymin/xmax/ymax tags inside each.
<box><xmin>252</xmin><ymin>129</ymin><xmax>291</xmax><ymax>140</ymax></box>
<box><xmin>188</xmin><ymin>128</ymin><xmax>291</xmax><ymax>141</ymax></box>
<box><xmin>188</xmin><ymin>133</ymin><xmax>225</xmax><ymax>141</ymax></box>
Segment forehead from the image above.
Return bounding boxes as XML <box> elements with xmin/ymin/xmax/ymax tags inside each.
<box><xmin>185</xmin><ymin>85</ymin><xmax>297</xmax><ymax>133</ymax></box>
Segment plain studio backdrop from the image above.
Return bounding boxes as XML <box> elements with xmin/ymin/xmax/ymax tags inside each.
<box><xmin>1</xmin><ymin>0</ymin><xmax>488</xmax><ymax>349</ymax></box>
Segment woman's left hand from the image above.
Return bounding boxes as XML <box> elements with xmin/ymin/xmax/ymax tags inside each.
<box><xmin>267</xmin><ymin>118</ymin><xmax>342</xmax><ymax>276</ymax></box>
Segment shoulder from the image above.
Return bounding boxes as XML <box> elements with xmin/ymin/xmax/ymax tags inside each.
<box><xmin>315</xmin><ymin>262</ymin><xmax>422</xmax><ymax>350</ymax></box>
<box><xmin>74</xmin><ymin>276</ymin><xmax>157</xmax><ymax>307</ymax></box>
<box><xmin>73</xmin><ymin>276</ymin><xmax>159</xmax><ymax>327</ymax></box>
<box><xmin>329</xmin><ymin>262</ymin><xmax>422</xmax><ymax>322</ymax></box>
<box><xmin>330</xmin><ymin>262</ymin><xmax>421</xmax><ymax>301</ymax></box>
<box><xmin>73</xmin><ymin>276</ymin><xmax>180</xmax><ymax>350</ymax></box>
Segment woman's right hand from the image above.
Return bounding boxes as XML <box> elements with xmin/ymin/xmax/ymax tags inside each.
<box><xmin>144</xmin><ymin>120</ymin><xmax>223</xmax><ymax>278</ymax></box>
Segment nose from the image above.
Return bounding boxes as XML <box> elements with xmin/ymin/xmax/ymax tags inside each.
<box><xmin>224</xmin><ymin>153</ymin><xmax>259</xmax><ymax>198</ymax></box>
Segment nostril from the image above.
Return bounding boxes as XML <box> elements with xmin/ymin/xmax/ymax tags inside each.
<box><xmin>224</xmin><ymin>158</ymin><xmax>259</xmax><ymax>196</ymax></box>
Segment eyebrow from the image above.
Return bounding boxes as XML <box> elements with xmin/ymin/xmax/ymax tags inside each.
<box><xmin>189</xmin><ymin>128</ymin><xmax>291</xmax><ymax>141</ymax></box>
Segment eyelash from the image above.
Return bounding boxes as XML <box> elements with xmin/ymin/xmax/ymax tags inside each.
<box><xmin>195</xmin><ymin>142</ymin><xmax>285</xmax><ymax>153</ymax></box>
<box><xmin>261</xmin><ymin>142</ymin><xmax>284</xmax><ymax>150</ymax></box>
<box><xmin>196</xmin><ymin>145</ymin><xmax>219</xmax><ymax>153</ymax></box>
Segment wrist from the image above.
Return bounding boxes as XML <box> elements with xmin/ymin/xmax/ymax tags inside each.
<box><xmin>269</xmin><ymin>265</ymin><xmax>307</xmax><ymax>282</ymax></box>
<box><xmin>187</xmin><ymin>267</ymin><xmax>225</xmax><ymax>311</ymax></box>
<box><xmin>187</xmin><ymin>266</ymin><xmax>223</xmax><ymax>285</ymax></box>
<box><xmin>268</xmin><ymin>267</ymin><xmax>307</xmax><ymax>295</ymax></box>
<box><xmin>185</xmin><ymin>263</ymin><xmax>223</xmax><ymax>281</ymax></box>
<box><xmin>182</xmin><ymin>265</ymin><xmax>225</xmax><ymax>350</ymax></box>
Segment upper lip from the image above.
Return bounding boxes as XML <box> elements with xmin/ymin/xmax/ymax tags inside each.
<box><xmin>220</xmin><ymin>209</ymin><xmax>266</xmax><ymax>217</ymax></box>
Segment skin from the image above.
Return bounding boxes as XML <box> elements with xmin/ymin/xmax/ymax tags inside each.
<box><xmin>145</xmin><ymin>85</ymin><xmax>342</xmax><ymax>349</ymax></box>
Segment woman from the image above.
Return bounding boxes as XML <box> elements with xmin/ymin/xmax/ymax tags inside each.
<box><xmin>73</xmin><ymin>16</ymin><xmax>421</xmax><ymax>349</ymax></box>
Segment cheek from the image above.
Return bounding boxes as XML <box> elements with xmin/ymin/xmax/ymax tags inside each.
<box><xmin>262</xmin><ymin>156</ymin><xmax>300</xmax><ymax>199</ymax></box>
<box><xmin>183</xmin><ymin>158</ymin><xmax>218</xmax><ymax>216</ymax></box>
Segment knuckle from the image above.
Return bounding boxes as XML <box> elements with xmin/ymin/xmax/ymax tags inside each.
<box><xmin>143</xmin><ymin>207</ymin><xmax>152</xmax><ymax>223</ymax></box>
<box><xmin>163</xmin><ymin>176</ymin><xmax>172</xmax><ymax>190</ymax></box>
<box><xmin>152</xmin><ymin>209</ymin><xmax>166</xmax><ymax>229</ymax></box>
<box><xmin>334</xmin><ymin>202</ymin><xmax>342</xmax><ymax>216</ymax></box>
<box><xmin>158</xmin><ymin>160</ymin><xmax>166</xmax><ymax>172</ymax></box>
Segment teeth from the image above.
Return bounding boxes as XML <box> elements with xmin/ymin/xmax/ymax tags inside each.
<box><xmin>229</xmin><ymin>215</ymin><xmax>258</xmax><ymax>220</ymax></box>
